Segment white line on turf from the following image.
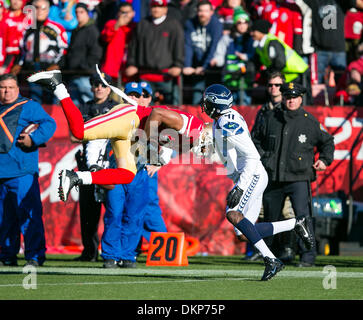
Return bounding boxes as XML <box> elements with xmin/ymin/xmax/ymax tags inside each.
<box><xmin>0</xmin><ymin>277</ymin><xmax>248</xmax><ymax>288</ymax></box>
<box><xmin>1</xmin><ymin>267</ymin><xmax>363</xmax><ymax>278</ymax></box>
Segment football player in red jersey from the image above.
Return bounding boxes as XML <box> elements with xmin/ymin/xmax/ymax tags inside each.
<box><xmin>28</xmin><ymin>69</ymin><xmax>205</xmax><ymax>201</ymax></box>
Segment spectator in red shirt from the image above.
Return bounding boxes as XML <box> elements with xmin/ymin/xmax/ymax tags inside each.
<box><xmin>335</xmin><ymin>42</ymin><xmax>363</xmax><ymax>105</ymax></box>
<box><xmin>345</xmin><ymin>8</ymin><xmax>363</xmax><ymax>64</ymax></box>
<box><xmin>1</xmin><ymin>0</ymin><xmax>27</xmax><ymax>74</ymax></box>
<box><xmin>100</xmin><ymin>1</ymin><xmax>136</xmax><ymax>84</ymax></box>
<box><xmin>258</xmin><ymin>0</ymin><xmax>303</xmax><ymax>54</ymax></box>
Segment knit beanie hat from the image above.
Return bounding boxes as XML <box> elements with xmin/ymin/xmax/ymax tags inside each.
<box><xmin>251</xmin><ymin>19</ymin><xmax>271</xmax><ymax>34</ymax></box>
<box><xmin>75</xmin><ymin>2</ymin><xmax>89</xmax><ymax>14</ymax></box>
<box><xmin>233</xmin><ymin>6</ymin><xmax>250</xmax><ymax>24</ymax></box>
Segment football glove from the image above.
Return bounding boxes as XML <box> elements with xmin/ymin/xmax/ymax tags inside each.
<box><xmin>226</xmin><ymin>185</ymin><xmax>244</xmax><ymax>208</ymax></box>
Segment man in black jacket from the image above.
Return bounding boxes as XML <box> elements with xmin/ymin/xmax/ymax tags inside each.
<box><xmin>125</xmin><ymin>0</ymin><xmax>184</xmax><ymax>105</ymax></box>
<box><xmin>59</xmin><ymin>2</ymin><xmax>103</xmax><ymax>105</ymax></box>
<box><xmin>252</xmin><ymin>82</ymin><xmax>335</xmax><ymax>267</ymax></box>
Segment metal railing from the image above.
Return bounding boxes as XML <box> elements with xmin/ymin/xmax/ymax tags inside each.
<box><xmin>347</xmin><ymin>126</ymin><xmax>363</xmax><ymax>235</ymax></box>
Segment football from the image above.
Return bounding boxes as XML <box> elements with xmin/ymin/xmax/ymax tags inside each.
<box><xmin>21</xmin><ymin>123</ymin><xmax>39</xmax><ymax>134</ymax></box>
<box><xmin>20</xmin><ymin>123</ymin><xmax>46</xmax><ymax>147</ymax></box>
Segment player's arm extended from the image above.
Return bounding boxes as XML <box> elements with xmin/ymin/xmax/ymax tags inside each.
<box><xmin>144</xmin><ymin>108</ymin><xmax>185</xmax><ymax>141</ymax></box>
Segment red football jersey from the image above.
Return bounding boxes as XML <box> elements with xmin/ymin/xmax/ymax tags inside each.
<box><xmin>4</xmin><ymin>10</ymin><xmax>27</xmax><ymax>56</ymax></box>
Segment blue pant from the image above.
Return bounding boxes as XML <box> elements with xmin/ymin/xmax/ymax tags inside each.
<box><xmin>28</xmin><ymin>82</ymin><xmax>58</xmax><ymax>105</ymax></box>
<box><xmin>101</xmin><ymin>168</ymin><xmax>150</xmax><ymax>262</ymax></box>
<box><xmin>149</xmin><ymin>80</ymin><xmax>179</xmax><ymax>105</ymax></box>
<box><xmin>0</xmin><ymin>174</ymin><xmax>46</xmax><ymax>264</ymax></box>
<box><xmin>317</xmin><ymin>50</ymin><xmax>346</xmax><ymax>84</ymax></box>
<box><xmin>68</xmin><ymin>76</ymin><xmax>93</xmax><ymax>106</ymax></box>
<box><xmin>142</xmin><ymin>172</ymin><xmax>167</xmax><ymax>241</ymax></box>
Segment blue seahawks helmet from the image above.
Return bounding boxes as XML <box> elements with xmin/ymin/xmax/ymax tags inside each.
<box><xmin>201</xmin><ymin>84</ymin><xmax>233</xmax><ymax>119</ymax></box>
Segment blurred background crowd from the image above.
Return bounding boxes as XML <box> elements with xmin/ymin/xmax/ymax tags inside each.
<box><xmin>0</xmin><ymin>0</ymin><xmax>363</xmax><ymax>106</ymax></box>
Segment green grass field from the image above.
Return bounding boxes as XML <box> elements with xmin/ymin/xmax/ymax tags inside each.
<box><xmin>0</xmin><ymin>254</ymin><xmax>363</xmax><ymax>301</ymax></box>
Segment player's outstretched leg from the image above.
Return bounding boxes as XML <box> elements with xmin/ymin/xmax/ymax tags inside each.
<box><xmin>58</xmin><ymin>168</ymin><xmax>135</xmax><ymax>202</ymax></box>
<box><xmin>27</xmin><ymin>70</ymin><xmax>84</xmax><ymax>140</ymax></box>
<box><xmin>294</xmin><ymin>216</ymin><xmax>314</xmax><ymax>250</ymax></box>
<box><xmin>27</xmin><ymin>69</ymin><xmax>62</xmax><ymax>90</ymax></box>
<box><xmin>232</xmin><ymin>215</ymin><xmax>284</xmax><ymax>281</ymax></box>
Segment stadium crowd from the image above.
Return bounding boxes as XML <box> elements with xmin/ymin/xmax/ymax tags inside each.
<box><xmin>0</xmin><ymin>0</ymin><xmax>362</xmax><ymax>106</ymax></box>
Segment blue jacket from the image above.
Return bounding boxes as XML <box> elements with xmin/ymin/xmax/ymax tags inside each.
<box><xmin>184</xmin><ymin>14</ymin><xmax>223</xmax><ymax>69</ymax></box>
<box><xmin>0</xmin><ymin>96</ymin><xmax>56</xmax><ymax>178</ymax></box>
<box><xmin>226</xmin><ymin>33</ymin><xmax>255</xmax><ymax>61</ymax></box>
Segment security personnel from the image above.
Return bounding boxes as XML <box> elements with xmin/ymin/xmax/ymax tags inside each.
<box><xmin>252</xmin><ymin>82</ymin><xmax>335</xmax><ymax>267</ymax></box>
<box><xmin>0</xmin><ymin>73</ymin><xmax>56</xmax><ymax>266</ymax></box>
<box><xmin>73</xmin><ymin>72</ymin><xmax>119</xmax><ymax>262</ymax></box>
<box><xmin>250</xmin><ymin>19</ymin><xmax>308</xmax><ymax>83</ymax></box>
<box><xmin>249</xmin><ymin>71</ymin><xmax>296</xmax><ymax>263</ymax></box>
<box><xmin>250</xmin><ymin>19</ymin><xmax>312</xmax><ymax>105</ymax></box>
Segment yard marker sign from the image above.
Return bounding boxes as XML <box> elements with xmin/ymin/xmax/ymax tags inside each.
<box><xmin>146</xmin><ymin>232</ymin><xmax>188</xmax><ymax>266</ymax></box>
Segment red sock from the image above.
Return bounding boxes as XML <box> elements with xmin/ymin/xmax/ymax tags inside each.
<box><xmin>60</xmin><ymin>97</ymin><xmax>84</xmax><ymax>140</ymax></box>
<box><xmin>90</xmin><ymin>168</ymin><xmax>135</xmax><ymax>185</ymax></box>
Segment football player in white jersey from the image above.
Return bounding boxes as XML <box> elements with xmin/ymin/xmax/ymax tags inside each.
<box><xmin>198</xmin><ymin>84</ymin><xmax>314</xmax><ymax>281</ymax></box>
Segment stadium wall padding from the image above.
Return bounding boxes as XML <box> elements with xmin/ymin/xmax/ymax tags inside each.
<box><xmin>38</xmin><ymin>105</ymin><xmax>363</xmax><ymax>255</ymax></box>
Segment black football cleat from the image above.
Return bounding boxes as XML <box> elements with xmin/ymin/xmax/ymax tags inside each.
<box><xmin>261</xmin><ymin>256</ymin><xmax>284</xmax><ymax>281</ymax></box>
<box><xmin>27</xmin><ymin>70</ymin><xmax>62</xmax><ymax>91</ymax></box>
<box><xmin>294</xmin><ymin>216</ymin><xmax>314</xmax><ymax>250</ymax></box>
<box><xmin>58</xmin><ymin>169</ymin><xmax>82</xmax><ymax>202</ymax></box>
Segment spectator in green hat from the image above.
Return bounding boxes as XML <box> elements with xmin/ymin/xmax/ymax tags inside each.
<box><xmin>211</xmin><ymin>6</ymin><xmax>255</xmax><ymax>105</ymax></box>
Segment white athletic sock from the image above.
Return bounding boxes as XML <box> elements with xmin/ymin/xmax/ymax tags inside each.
<box><xmin>254</xmin><ymin>239</ymin><xmax>275</xmax><ymax>259</ymax></box>
<box><xmin>54</xmin><ymin>83</ymin><xmax>70</xmax><ymax>100</ymax></box>
<box><xmin>272</xmin><ymin>218</ymin><xmax>296</xmax><ymax>235</ymax></box>
<box><xmin>76</xmin><ymin>171</ymin><xmax>92</xmax><ymax>185</ymax></box>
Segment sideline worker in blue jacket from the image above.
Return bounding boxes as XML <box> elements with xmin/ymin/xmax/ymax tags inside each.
<box><xmin>0</xmin><ymin>73</ymin><xmax>56</xmax><ymax>267</ymax></box>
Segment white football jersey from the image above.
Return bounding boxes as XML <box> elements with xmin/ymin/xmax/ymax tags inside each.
<box><xmin>213</xmin><ymin>109</ymin><xmax>266</xmax><ymax>191</ymax></box>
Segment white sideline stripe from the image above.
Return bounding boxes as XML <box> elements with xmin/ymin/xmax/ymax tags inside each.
<box><xmin>1</xmin><ymin>267</ymin><xmax>363</xmax><ymax>279</ymax></box>
<box><xmin>0</xmin><ymin>278</ymin><xmax>246</xmax><ymax>288</ymax></box>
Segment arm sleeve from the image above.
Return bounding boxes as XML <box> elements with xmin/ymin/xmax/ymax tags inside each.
<box><xmin>202</xmin><ymin>21</ymin><xmax>223</xmax><ymax>69</ymax></box>
<box><xmin>171</xmin><ymin>20</ymin><xmax>185</xmax><ymax>69</ymax></box>
<box><xmin>251</xmin><ymin>109</ymin><xmax>266</xmax><ymax>157</ymax></box>
<box><xmin>268</xmin><ymin>40</ymin><xmax>286</xmax><ymax>71</ymax></box>
<box><xmin>101</xmin><ymin>20</ymin><xmax>117</xmax><ymax>43</ymax></box>
<box><xmin>184</xmin><ymin>20</ymin><xmax>194</xmax><ymax>68</ymax></box>
<box><xmin>213</xmin><ymin>35</ymin><xmax>230</xmax><ymax>67</ymax></box>
<box><xmin>27</xmin><ymin>102</ymin><xmax>57</xmax><ymax>146</ymax></box>
<box><xmin>125</xmin><ymin>25</ymin><xmax>138</xmax><ymax>67</ymax></box>
<box><xmin>316</xmin><ymin>124</ymin><xmax>335</xmax><ymax>166</ymax></box>
<box><xmin>54</xmin><ymin>26</ymin><xmax>69</xmax><ymax>64</ymax></box>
